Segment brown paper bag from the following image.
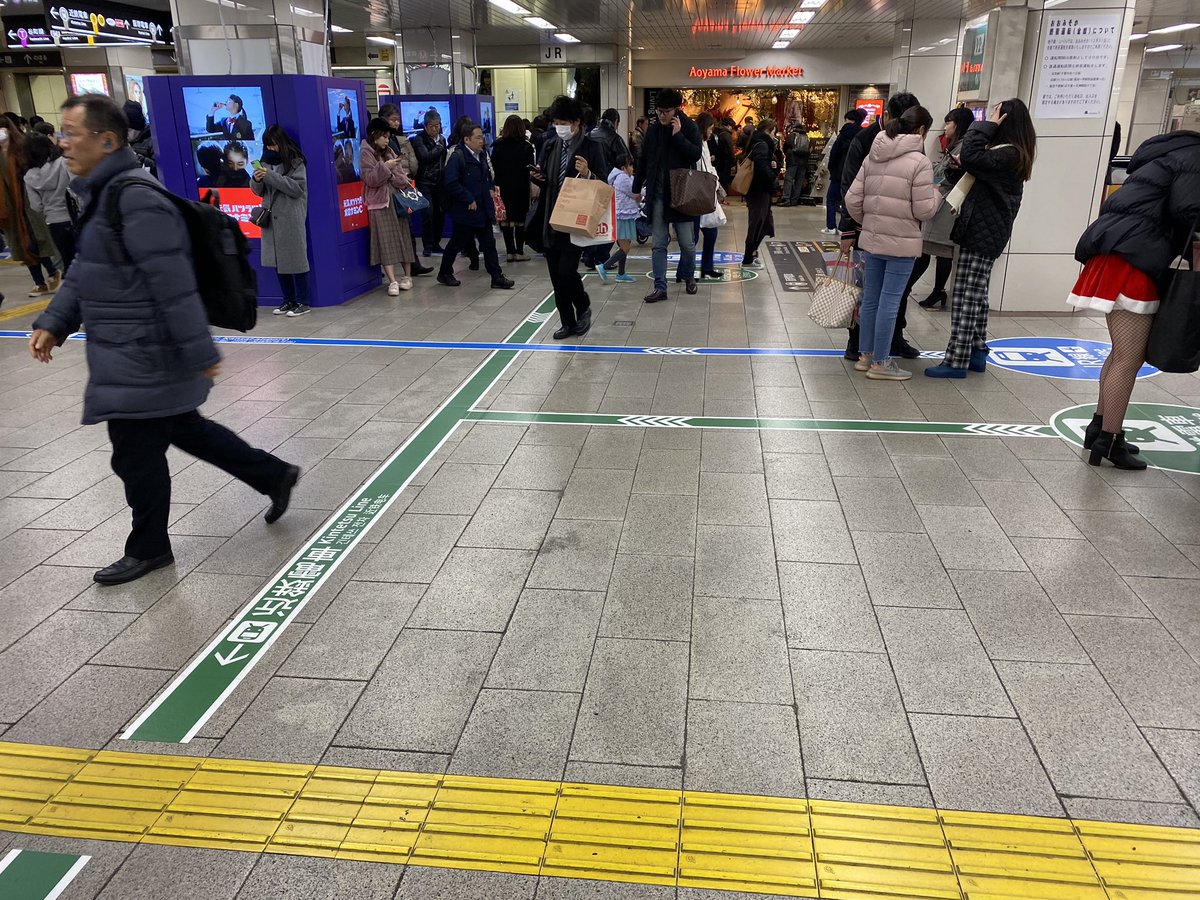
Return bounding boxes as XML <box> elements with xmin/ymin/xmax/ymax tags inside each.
<box><xmin>549</xmin><ymin>177</ymin><xmax>616</xmax><ymax>238</ymax></box>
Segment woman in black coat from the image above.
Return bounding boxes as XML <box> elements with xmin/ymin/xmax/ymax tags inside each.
<box><xmin>1067</xmin><ymin>129</ymin><xmax>1200</xmax><ymax>469</ymax></box>
<box><xmin>491</xmin><ymin>114</ymin><xmax>535</xmax><ymax>262</ymax></box>
<box><xmin>741</xmin><ymin>121</ymin><xmax>779</xmax><ymax>269</ymax></box>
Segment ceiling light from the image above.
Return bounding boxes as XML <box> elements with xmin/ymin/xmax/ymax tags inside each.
<box><xmin>1148</xmin><ymin>22</ymin><xmax>1199</xmax><ymax>34</ymax></box>
<box><xmin>524</xmin><ymin>16</ymin><xmax>556</xmax><ymax>28</ymax></box>
<box><xmin>555</xmin><ymin>32</ymin><xmax>580</xmax><ymax>42</ymax></box>
<box><xmin>772</xmin><ymin>40</ymin><xmax>790</xmax><ymax>48</ymax></box>
<box><xmin>330</xmin><ymin>25</ymin><xmax>352</xmax><ymax>32</ymax></box>
<box><xmin>800</xmin><ymin>0</ymin><xmax>825</xmax><ymax>7</ymax></box>
<box><xmin>1144</xmin><ymin>43</ymin><xmax>1183</xmax><ymax>51</ymax></box>
<box><xmin>489</xmin><ymin>0</ymin><xmax>531</xmax><ymax>14</ymax></box>
<box><xmin>366</xmin><ymin>35</ymin><xmax>395</xmax><ymax>45</ymax></box>
<box><xmin>790</xmin><ymin>11</ymin><xmax>814</xmax><ymax>23</ymax></box>
<box><xmin>780</xmin><ymin>28</ymin><xmax>801</xmax><ymax>38</ymax></box>
<box><xmin>1129</xmin><ymin>33</ymin><xmax>1148</xmax><ymax>39</ymax></box>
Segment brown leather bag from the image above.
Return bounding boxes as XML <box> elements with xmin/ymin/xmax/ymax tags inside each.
<box><xmin>669</xmin><ymin>167</ymin><xmax>718</xmax><ymax>216</ymax></box>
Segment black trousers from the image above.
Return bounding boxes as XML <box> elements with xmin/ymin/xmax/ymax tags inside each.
<box><xmin>108</xmin><ymin>412</ymin><xmax>290</xmax><ymax>560</ymax></box>
<box><xmin>439</xmin><ymin>223</ymin><xmax>501</xmax><ymax>279</ymax></box>
<box><xmin>421</xmin><ymin>196</ymin><xmax>445</xmax><ymax>251</ymax></box>
<box><xmin>48</xmin><ymin>221</ymin><xmax>76</xmax><ymax>274</ymax></box>
<box><xmin>544</xmin><ymin>233</ymin><xmax>589</xmax><ymax>329</ymax></box>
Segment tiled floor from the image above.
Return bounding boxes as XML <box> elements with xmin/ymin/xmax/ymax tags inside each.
<box><xmin>1</xmin><ymin>203</ymin><xmax>1198</xmax><ymax>898</ymax></box>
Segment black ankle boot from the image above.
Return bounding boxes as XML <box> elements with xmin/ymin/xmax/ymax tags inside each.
<box><xmin>1089</xmin><ymin>430</ymin><xmax>1147</xmax><ymax>470</ymax></box>
<box><xmin>918</xmin><ymin>289</ymin><xmax>947</xmax><ymax>309</ymax></box>
<box><xmin>1084</xmin><ymin>413</ymin><xmax>1138</xmax><ymax>453</ymax></box>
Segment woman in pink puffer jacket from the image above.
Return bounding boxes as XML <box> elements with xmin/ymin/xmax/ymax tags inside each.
<box><xmin>846</xmin><ymin>106</ymin><xmax>939</xmax><ymax>381</ymax></box>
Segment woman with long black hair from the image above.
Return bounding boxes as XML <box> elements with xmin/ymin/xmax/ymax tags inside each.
<box><xmin>926</xmin><ymin>99</ymin><xmax>1037</xmax><ymax>378</ymax></box>
<box><xmin>491</xmin><ymin>114</ymin><xmax>534</xmax><ymax>262</ymax></box>
<box><xmin>741</xmin><ymin>119</ymin><xmax>778</xmax><ymax>270</ymax></box>
<box><xmin>252</xmin><ymin>125</ymin><xmax>311</xmax><ymax>316</ymax></box>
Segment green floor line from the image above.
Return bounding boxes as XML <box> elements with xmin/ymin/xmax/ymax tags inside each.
<box><xmin>463</xmin><ymin>408</ymin><xmax>1059</xmax><ymax>438</ymax></box>
<box><xmin>0</xmin><ymin>849</ymin><xmax>89</xmax><ymax>900</ymax></box>
<box><xmin>121</xmin><ymin>294</ymin><xmax>559</xmax><ymax>744</ymax></box>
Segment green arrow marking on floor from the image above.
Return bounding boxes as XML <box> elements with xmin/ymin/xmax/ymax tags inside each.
<box><xmin>122</xmin><ymin>294</ymin><xmax>559</xmax><ymax>744</ymax></box>
<box><xmin>1053</xmin><ymin>402</ymin><xmax>1200</xmax><ymax>475</ymax></box>
<box><xmin>464</xmin><ymin>408</ymin><xmax>1058</xmax><ymax>439</ymax></box>
<box><xmin>0</xmin><ymin>849</ymin><xmax>89</xmax><ymax>900</ymax></box>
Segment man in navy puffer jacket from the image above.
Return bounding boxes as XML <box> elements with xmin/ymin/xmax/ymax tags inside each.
<box><xmin>29</xmin><ymin>95</ymin><xmax>299</xmax><ymax>586</ymax></box>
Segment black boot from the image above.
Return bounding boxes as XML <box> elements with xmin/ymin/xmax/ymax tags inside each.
<box><xmin>1089</xmin><ymin>430</ymin><xmax>1147</xmax><ymax>470</ymax></box>
<box><xmin>1084</xmin><ymin>413</ymin><xmax>1139</xmax><ymax>454</ymax></box>
<box><xmin>919</xmin><ymin>289</ymin><xmax>948</xmax><ymax>309</ymax></box>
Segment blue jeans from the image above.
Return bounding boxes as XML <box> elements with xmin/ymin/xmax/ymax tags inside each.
<box><xmin>825</xmin><ymin>182</ymin><xmax>841</xmax><ymax>231</ymax></box>
<box><xmin>859</xmin><ymin>252</ymin><xmax>916</xmax><ymax>362</ymax></box>
<box><xmin>279</xmin><ymin>272</ymin><xmax>309</xmax><ymax>307</ymax></box>
<box><xmin>651</xmin><ymin>197</ymin><xmax>696</xmax><ymax>291</ymax></box>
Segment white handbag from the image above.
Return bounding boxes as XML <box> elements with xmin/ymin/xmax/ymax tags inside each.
<box><xmin>698</xmin><ymin>143</ymin><xmax>727</xmax><ymax>229</ymax></box>
<box><xmin>809</xmin><ymin>252</ymin><xmax>862</xmax><ymax>329</ymax></box>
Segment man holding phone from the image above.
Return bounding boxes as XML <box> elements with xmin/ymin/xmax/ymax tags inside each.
<box><xmin>632</xmin><ymin>89</ymin><xmax>703</xmax><ymax>302</ymax></box>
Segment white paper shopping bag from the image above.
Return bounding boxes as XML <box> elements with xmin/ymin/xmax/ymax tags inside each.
<box><xmin>570</xmin><ymin>189</ymin><xmax>618</xmax><ymax>247</ymax></box>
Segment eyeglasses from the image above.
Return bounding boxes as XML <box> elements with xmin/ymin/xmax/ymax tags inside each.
<box><xmin>655</xmin><ymin>108</ymin><xmax>676</xmax><ymax>117</ymax></box>
<box><xmin>56</xmin><ymin>130</ymin><xmax>101</xmax><ymax>143</ymax></box>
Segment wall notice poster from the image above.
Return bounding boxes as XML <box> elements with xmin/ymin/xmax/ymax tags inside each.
<box><xmin>182</xmin><ymin>86</ymin><xmax>266</xmax><ymax>238</ymax></box>
<box><xmin>1034</xmin><ymin>12</ymin><xmax>1121</xmax><ymax>119</ymax></box>
<box><xmin>69</xmin><ymin>72</ymin><xmax>109</xmax><ymax>96</ymax></box>
<box><xmin>958</xmin><ymin>20</ymin><xmax>988</xmax><ymax>94</ymax></box>
<box><xmin>327</xmin><ymin>87</ymin><xmax>367</xmax><ymax>233</ymax></box>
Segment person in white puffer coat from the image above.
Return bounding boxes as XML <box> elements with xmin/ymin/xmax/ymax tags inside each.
<box><xmin>846</xmin><ymin>104</ymin><xmax>939</xmax><ymax>381</ymax></box>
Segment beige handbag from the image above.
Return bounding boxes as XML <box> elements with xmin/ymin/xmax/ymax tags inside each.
<box><xmin>809</xmin><ymin>252</ymin><xmax>862</xmax><ymax>329</ymax></box>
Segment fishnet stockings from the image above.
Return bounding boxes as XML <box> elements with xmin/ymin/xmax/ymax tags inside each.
<box><xmin>1097</xmin><ymin>309</ymin><xmax>1154</xmax><ymax>433</ymax></box>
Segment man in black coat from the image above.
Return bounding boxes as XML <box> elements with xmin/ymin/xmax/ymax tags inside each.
<box><xmin>437</xmin><ymin>125</ymin><xmax>514</xmax><ymax>290</ymax></box>
<box><xmin>633</xmin><ymin>88</ymin><xmax>703</xmax><ymax>301</ymax></box>
<box><xmin>839</xmin><ymin>92</ymin><xmax>922</xmax><ymax>360</ymax></box>
<box><xmin>413</xmin><ymin>111</ymin><xmax>449</xmax><ymax>255</ymax></box>
<box><xmin>713</xmin><ymin>119</ymin><xmax>736</xmax><ymax>195</ymax></box>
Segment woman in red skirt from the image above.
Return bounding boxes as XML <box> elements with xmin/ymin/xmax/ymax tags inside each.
<box><xmin>1069</xmin><ymin>130</ymin><xmax>1200</xmax><ymax>469</ymax></box>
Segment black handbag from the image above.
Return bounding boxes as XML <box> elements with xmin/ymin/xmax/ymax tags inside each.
<box><xmin>1145</xmin><ymin>222</ymin><xmax>1200</xmax><ymax>374</ymax></box>
<box><xmin>249</xmin><ymin>197</ymin><xmax>274</xmax><ymax>228</ymax></box>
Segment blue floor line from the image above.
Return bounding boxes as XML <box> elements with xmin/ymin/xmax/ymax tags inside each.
<box><xmin>0</xmin><ymin>330</ymin><xmax>848</xmax><ymax>358</ymax></box>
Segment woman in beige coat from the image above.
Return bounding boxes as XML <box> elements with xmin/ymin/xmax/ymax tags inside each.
<box><xmin>846</xmin><ymin>105</ymin><xmax>939</xmax><ymax>381</ymax></box>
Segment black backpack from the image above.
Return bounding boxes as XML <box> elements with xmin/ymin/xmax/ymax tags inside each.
<box><xmin>106</xmin><ymin>178</ymin><xmax>258</xmax><ymax>332</ymax></box>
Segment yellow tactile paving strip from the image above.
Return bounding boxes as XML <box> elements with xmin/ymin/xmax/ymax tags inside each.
<box><xmin>1</xmin><ymin>742</ymin><xmax>1198</xmax><ymax>898</ymax></box>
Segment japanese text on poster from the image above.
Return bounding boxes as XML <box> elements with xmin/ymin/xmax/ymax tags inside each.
<box><xmin>1034</xmin><ymin>12</ymin><xmax>1121</xmax><ymax>119</ymax></box>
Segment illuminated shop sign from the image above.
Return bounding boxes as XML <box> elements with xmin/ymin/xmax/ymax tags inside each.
<box><xmin>47</xmin><ymin>1</ymin><xmax>171</xmax><ymax>46</ymax></box>
<box><xmin>3</xmin><ymin>15</ymin><xmax>56</xmax><ymax>47</ymax></box>
<box><xmin>688</xmin><ymin>65</ymin><xmax>805</xmax><ymax>79</ymax></box>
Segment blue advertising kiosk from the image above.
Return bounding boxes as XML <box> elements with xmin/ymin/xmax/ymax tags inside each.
<box><xmin>144</xmin><ymin>74</ymin><xmax>376</xmax><ymax>308</ymax></box>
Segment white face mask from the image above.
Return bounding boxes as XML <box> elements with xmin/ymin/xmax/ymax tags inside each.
<box><xmin>0</xmin><ymin>131</ymin><xmax>8</xmax><ymax>144</ymax></box>
<box><xmin>554</xmin><ymin>123</ymin><xmax>574</xmax><ymax>140</ymax></box>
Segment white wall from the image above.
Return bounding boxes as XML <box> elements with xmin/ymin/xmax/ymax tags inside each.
<box><xmin>631</xmin><ymin>47</ymin><xmax>892</xmax><ymax>89</ymax></box>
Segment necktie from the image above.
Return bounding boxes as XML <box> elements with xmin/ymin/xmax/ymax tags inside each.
<box><xmin>559</xmin><ymin>138</ymin><xmax>570</xmax><ymax>181</ymax></box>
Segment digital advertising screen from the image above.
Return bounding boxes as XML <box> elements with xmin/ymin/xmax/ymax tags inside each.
<box><xmin>327</xmin><ymin>87</ymin><xmax>366</xmax><ymax>233</ymax></box>
<box><xmin>69</xmin><ymin>72</ymin><xmax>110</xmax><ymax>96</ymax></box>
<box><xmin>400</xmin><ymin>99</ymin><xmax>451</xmax><ymax>136</ymax></box>
<box><xmin>479</xmin><ymin>99</ymin><xmax>494</xmax><ymax>150</ymax></box>
<box><xmin>855</xmin><ymin>99</ymin><xmax>883</xmax><ymax>127</ymax></box>
<box><xmin>124</xmin><ymin>73</ymin><xmax>147</xmax><ymax>122</ymax></box>
<box><xmin>181</xmin><ymin>85</ymin><xmax>266</xmax><ymax>238</ymax></box>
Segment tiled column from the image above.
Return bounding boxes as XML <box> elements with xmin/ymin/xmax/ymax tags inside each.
<box><xmin>891</xmin><ymin>18</ymin><xmax>961</xmax><ymax>142</ymax></box>
<box><xmin>169</xmin><ymin>0</ymin><xmax>329</xmax><ymax>76</ymax></box>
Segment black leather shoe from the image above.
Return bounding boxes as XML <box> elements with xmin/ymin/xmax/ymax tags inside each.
<box><xmin>428</xmin><ymin>244</ymin><xmax>446</xmax><ymax>255</ymax></box>
<box><xmin>412</xmin><ymin>263</ymin><xmax>434</xmax><ymax>276</ymax></box>
<box><xmin>644</xmin><ymin>289</ymin><xmax>668</xmax><ymax>304</ymax></box>
<box><xmin>843</xmin><ymin>348</ymin><xmax>859</xmax><ymax>361</ymax></box>
<box><xmin>491</xmin><ymin>277</ymin><xmax>514</xmax><ymax>289</ymax></box>
<box><xmin>685</xmin><ymin>279</ymin><xmax>698</xmax><ymax>295</ymax></box>
<box><xmin>94</xmin><ymin>552</ymin><xmax>175</xmax><ymax>585</ymax></box>
<box><xmin>552</xmin><ymin>324</ymin><xmax>575</xmax><ymax>340</ymax></box>
<box><xmin>265</xmin><ymin>465</ymin><xmax>301</xmax><ymax>524</ymax></box>
<box><xmin>891</xmin><ymin>337</ymin><xmax>921</xmax><ymax>359</ymax></box>
<box><xmin>469</xmin><ymin>258</ymin><xmax>480</xmax><ymax>271</ymax></box>
<box><xmin>437</xmin><ymin>274</ymin><xmax>461</xmax><ymax>287</ymax></box>
<box><xmin>573</xmin><ymin>312</ymin><xmax>592</xmax><ymax>336</ymax></box>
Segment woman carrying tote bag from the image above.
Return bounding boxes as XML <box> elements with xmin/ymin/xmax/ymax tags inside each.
<box><xmin>1067</xmin><ymin>129</ymin><xmax>1200</xmax><ymax>470</ymax></box>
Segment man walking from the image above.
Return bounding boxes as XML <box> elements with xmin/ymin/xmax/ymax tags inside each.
<box><xmin>413</xmin><ymin>110</ymin><xmax>448</xmax><ymax>256</ymax></box>
<box><xmin>29</xmin><ymin>95</ymin><xmax>299</xmax><ymax>586</ymax></box>
<box><xmin>632</xmin><ymin>89</ymin><xmax>703</xmax><ymax>302</ymax></box>
<box><xmin>436</xmin><ymin>124</ymin><xmax>514</xmax><ymax>290</ymax></box>
<box><xmin>779</xmin><ymin>124</ymin><xmax>811</xmax><ymax>206</ymax></box>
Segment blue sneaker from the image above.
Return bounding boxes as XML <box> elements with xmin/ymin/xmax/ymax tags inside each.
<box><xmin>615</xmin><ymin>274</ymin><xmax>636</xmax><ymax>283</ymax></box>
<box><xmin>924</xmin><ymin>362</ymin><xmax>968</xmax><ymax>379</ymax></box>
<box><xmin>596</xmin><ymin>263</ymin><xmax>610</xmax><ymax>283</ymax></box>
<box><xmin>969</xmin><ymin>349</ymin><xmax>988</xmax><ymax>373</ymax></box>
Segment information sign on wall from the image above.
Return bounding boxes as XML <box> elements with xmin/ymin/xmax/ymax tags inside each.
<box><xmin>1033</xmin><ymin>12</ymin><xmax>1121</xmax><ymax>119</ymax></box>
<box><xmin>958</xmin><ymin>20</ymin><xmax>988</xmax><ymax>93</ymax></box>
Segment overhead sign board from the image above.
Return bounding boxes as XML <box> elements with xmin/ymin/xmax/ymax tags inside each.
<box><xmin>3</xmin><ymin>15</ymin><xmax>56</xmax><ymax>47</ymax></box>
<box><xmin>47</xmin><ymin>1</ymin><xmax>171</xmax><ymax>46</ymax></box>
<box><xmin>0</xmin><ymin>48</ymin><xmax>63</xmax><ymax>67</ymax></box>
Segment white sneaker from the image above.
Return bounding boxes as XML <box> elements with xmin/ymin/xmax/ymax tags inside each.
<box><xmin>387</xmin><ymin>281</ymin><xmax>400</xmax><ymax>296</ymax></box>
<box><xmin>398</xmin><ymin>277</ymin><xmax>413</xmax><ymax>291</ymax></box>
<box><xmin>820</xmin><ymin>228</ymin><xmax>838</xmax><ymax>235</ymax></box>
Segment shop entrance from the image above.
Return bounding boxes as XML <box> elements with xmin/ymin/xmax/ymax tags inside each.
<box><xmin>480</xmin><ymin>66</ymin><xmax>601</xmax><ymax>123</ymax></box>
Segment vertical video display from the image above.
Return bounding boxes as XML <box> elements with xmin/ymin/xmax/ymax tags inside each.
<box><xmin>181</xmin><ymin>86</ymin><xmax>266</xmax><ymax>238</ymax></box>
<box><xmin>328</xmin><ymin>87</ymin><xmax>366</xmax><ymax>232</ymax></box>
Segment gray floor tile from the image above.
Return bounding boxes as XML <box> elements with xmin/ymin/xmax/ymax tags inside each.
<box><xmin>915</xmin><ymin>505</ymin><xmax>1028</xmax><ymax>572</ymax></box>
<box><xmin>791</xmin><ymin>649</ymin><xmax>923</xmax><ymax>784</ymax></box>
<box><xmin>215</xmin><ymin>676</ymin><xmax>363</xmax><ymax>764</ymax></box>
<box><xmin>892</xmin><ymin>456</ymin><xmax>983</xmax><ymax>507</ymax></box>
<box><xmin>235</xmin><ymin>855</ymin><xmax>402</xmax><ymax>900</ymax></box>
<box><xmin>951</xmin><ymin>570</ymin><xmax>1089</xmax><ymax>664</ymax></box>
<box><xmin>821</xmin><ymin>433</ymin><xmax>896</xmax><ymax>478</ymax></box>
<box><xmin>1117</xmin><ymin>486</ymin><xmax>1200</xmax><ymax>546</ymax></box>
<box><xmin>409</xmin><ymin>548</ymin><xmax>534</xmax><ymax>632</ymax></box>
<box><xmin>1024</xmin><ymin>459</ymin><xmax>1132</xmax><ymax>511</ymax></box>
<box><xmin>448</xmin><ymin>423</ymin><xmax>526</xmax><ymax>465</ymax></box>
<box><xmin>779</xmin><ymin>562</ymin><xmax>884</xmax><ymax>653</ymax></box>
<box><xmin>486</xmin><ymin>589</ymin><xmax>603</xmax><ymax>693</ymax></box>
<box><xmin>1066</xmin><ymin>615</ymin><xmax>1200</xmax><ymax>729</ymax></box>
<box><xmin>701</xmin><ymin>430</ymin><xmax>764</xmax><ymax>473</ymax></box>
<box><xmin>877</xmin><ymin>607</ymin><xmax>1014</xmax><ymax>716</ymax></box>
<box><xmin>974</xmin><ymin>481</ymin><xmax>1085</xmax><ymax>539</ymax></box>
<box><xmin>562</xmin><ymin>760</ymin><xmax>683</xmax><ymax>791</ymax></box>
<box><xmin>944</xmin><ymin>436</ymin><xmax>1034</xmax><ymax>482</ymax></box>
<box><xmin>556</xmin><ymin>468</ymin><xmax>635</xmax><ymax>521</ymax></box>
<box><xmin>619</xmin><ymin>493</ymin><xmax>697</xmax><ymax>556</ymax></box>
<box><xmin>685</xmin><ymin>700</ymin><xmax>804</xmax><ymax>797</ymax></box>
<box><xmin>450</xmin><ymin>688</ymin><xmax>579</xmax><ymax>781</ymax></box>
<box><xmin>319</xmin><ymin>746</ymin><xmax>449</xmax><ymax>773</ymax></box>
<box><xmin>97</xmin><ymin>844</ymin><xmax>256</xmax><ymax>900</ymax></box>
<box><xmin>695</xmin><ymin>524</ymin><xmax>778</xmax><ymax>599</ymax></box>
<box><xmin>536</xmin><ymin>876</ymin><xmax>674</xmax><ymax>900</ymax></box>
<box><xmin>1066</xmin><ymin>509</ymin><xmax>1200</xmax><ymax>578</ymax></box>
<box><xmin>193</xmin><ymin>511</ymin><xmax>323</xmax><ymax>578</ymax></box>
<box><xmin>575</xmin><ymin>427</ymin><xmax>645</xmax><ymax>470</ymax></box>
<box><xmin>359</xmin><ymin>513</ymin><xmax>472</xmax><ymax>582</ymax></box>
<box><xmin>408</xmin><ymin>462</ymin><xmax>502</xmax><ymax>516</ymax></box>
<box><xmin>690</xmin><ymin>597</ymin><xmax>792</xmax><ymax>704</ymax></box>
<box><xmin>633</xmin><ymin>448</ymin><xmax>701</xmax><ymax>495</ymax></box>
<box><xmin>496</xmin><ymin>443</ymin><xmax>582</xmax><ymax>492</ymax></box>
<box><xmin>0</xmin><ymin>565</ymin><xmax>96</xmax><ymax>651</ymax></box>
<box><xmin>571</xmin><ymin>637</ymin><xmax>688</xmax><ymax>768</ymax></box>
<box><xmin>770</xmin><ymin>499</ymin><xmax>855</xmax><ymax>563</ymax></box>
<box><xmin>1125</xmin><ymin>576</ymin><xmax>1200</xmax><ymax>661</ymax></box>
<box><xmin>395</xmin><ymin>866</ymin><xmax>536</xmax><ymax>900</ymax></box>
<box><xmin>280</xmin><ymin>581</ymin><xmax>422</xmax><ymax>680</ymax></box>
<box><xmin>459</xmin><ymin>489</ymin><xmax>559</xmax><ymax>551</ymax></box>
<box><xmin>1061</xmin><ymin>797</ymin><xmax>1200</xmax><ymax>828</ymax></box>
<box><xmin>600</xmin><ymin>554</ymin><xmax>693</xmax><ymax>641</ymax></box>
<box><xmin>995</xmin><ymin>660</ymin><xmax>1183</xmax><ymax>802</ymax></box>
<box><xmin>806</xmin><ymin>779</ymin><xmax>934</xmax><ymax>808</ymax></box>
<box><xmin>853</xmin><ymin>532</ymin><xmax>959</xmax><ymax>608</ymax></box>
<box><xmin>1141</xmin><ymin>727</ymin><xmax>1200</xmax><ymax>812</ymax></box>
<box><xmin>909</xmin><ymin>713</ymin><xmax>1064</xmax><ymax>817</ymax></box>
<box><xmin>336</xmin><ymin>629</ymin><xmax>499</xmax><ymax>751</ymax></box>
<box><xmin>764</xmin><ymin>452</ymin><xmax>836</xmax><ymax>500</ymax></box>
<box><xmin>527</xmin><ymin>520</ymin><xmax>621</xmax><ymax>591</ymax></box>
<box><xmin>697</xmin><ymin>472</ymin><xmax>770</xmax><ymax>526</ymax></box>
<box><xmin>1012</xmin><ymin>536</ymin><xmax>1150</xmax><ymax>616</ymax></box>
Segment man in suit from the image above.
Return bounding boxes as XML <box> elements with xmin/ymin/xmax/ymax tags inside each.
<box><xmin>205</xmin><ymin>95</ymin><xmax>254</xmax><ymax>140</ymax></box>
